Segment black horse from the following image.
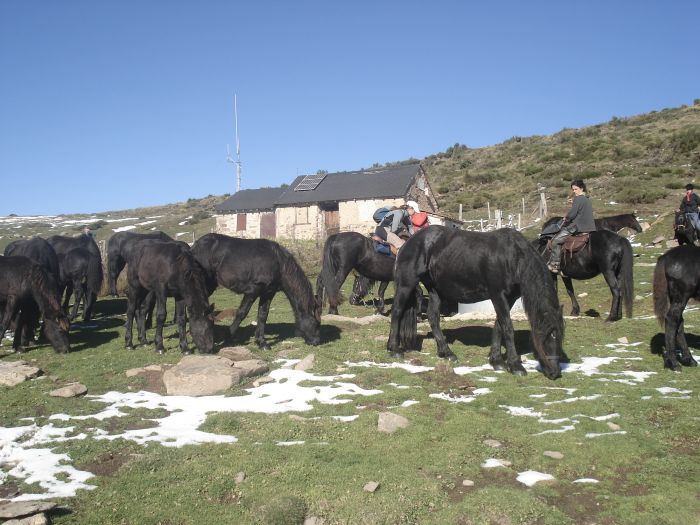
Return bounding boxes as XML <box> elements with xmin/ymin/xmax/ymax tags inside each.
<box><xmin>57</xmin><ymin>248</ymin><xmax>103</xmax><ymax>321</ymax></box>
<box><xmin>653</xmin><ymin>245</ymin><xmax>700</xmax><ymax>371</ymax></box>
<box><xmin>47</xmin><ymin>234</ymin><xmax>104</xmax><ymax>314</ymax></box>
<box><xmin>387</xmin><ymin>226</ymin><xmax>564</xmax><ymax>380</ymax></box>
<box><xmin>534</xmin><ymin>230</ymin><xmax>634</xmax><ymax>322</ymax></box>
<box><xmin>107</xmin><ymin>231</ymin><xmax>173</xmax><ymax>296</ymax></box>
<box><xmin>125</xmin><ymin>240</ymin><xmax>214</xmax><ymax>354</ymax></box>
<box><xmin>543</xmin><ymin>213</ymin><xmax>642</xmax><ymax>234</ymax></box>
<box><xmin>191</xmin><ymin>233</ymin><xmax>321</xmax><ymax>350</ymax></box>
<box><xmin>316</xmin><ymin>232</ymin><xmax>395</xmax><ymax>314</ymax></box>
<box><xmin>0</xmin><ymin>256</ymin><xmax>70</xmax><ymax>353</ymax></box>
<box><xmin>673</xmin><ymin>211</ymin><xmax>697</xmax><ymax>246</ymax></box>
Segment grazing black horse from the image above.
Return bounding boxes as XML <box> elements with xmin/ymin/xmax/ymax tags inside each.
<box><xmin>387</xmin><ymin>226</ymin><xmax>564</xmax><ymax>380</ymax></box>
<box><xmin>673</xmin><ymin>211</ymin><xmax>697</xmax><ymax>246</ymax></box>
<box><xmin>47</xmin><ymin>234</ymin><xmax>104</xmax><ymax>314</ymax></box>
<box><xmin>543</xmin><ymin>213</ymin><xmax>642</xmax><ymax>234</ymax></box>
<box><xmin>653</xmin><ymin>245</ymin><xmax>700</xmax><ymax>371</ymax></box>
<box><xmin>4</xmin><ymin>237</ymin><xmax>62</xmax><ymax>344</ymax></box>
<box><xmin>57</xmin><ymin>248</ymin><xmax>103</xmax><ymax>321</ymax></box>
<box><xmin>316</xmin><ymin>232</ymin><xmax>394</xmax><ymax>314</ymax></box>
<box><xmin>125</xmin><ymin>240</ymin><xmax>214</xmax><ymax>354</ymax></box>
<box><xmin>0</xmin><ymin>256</ymin><xmax>70</xmax><ymax>353</ymax></box>
<box><xmin>191</xmin><ymin>233</ymin><xmax>321</xmax><ymax>349</ymax></box>
<box><xmin>533</xmin><ymin>230</ymin><xmax>634</xmax><ymax>322</ymax></box>
<box><xmin>107</xmin><ymin>231</ymin><xmax>173</xmax><ymax>296</ymax></box>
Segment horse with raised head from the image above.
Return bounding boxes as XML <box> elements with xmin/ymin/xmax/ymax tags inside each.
<box><xmin>543</xmin><ymin>214</ymin><xmax>642</xmax><ymax>234</ymax></box>
<box><xmin>57</xmin><ymin>248</ymin><xmax>103</xmax><ymax>321</ymax></box>
<box><xmin>673</xmin><ymin>211</ymin><xmax>697</xmax><ymax>246</ymax></box>
<box><xmin>533</xmin><ymin>229</ymin><xmax>634</xmax><ymax>322</ymax></box>
<box><xmin>107</xmin><ymin>231</ymin><xmax>173</xmax><ymax>296</ymax></box>
<box><xmin>191</xmin><ymin>233</ymin><xmax>321</xmax><ymax>349</ymax></box>
<box><xmin>125</xmin><ymin>240</ymin><xmax>214</xmax><ymax>354</ymax></box>
<box><xmin>0</xmin><ymin>256</ymin><xmax>70</xmax><ymax>353</ymax></box>
<box><xmin>387</xmin><ymin>226</ymin><xmax>564</xmax><ymax>380</ymax></box>
<box><xmin>653</xmin><ymin>245</ymin><xmax>700</xmax><ymax>371</ymax></box>
<box><xmin>316</xmin><ymin>232</ymin><xmax>394</xmax><ymax>314</ymax></box>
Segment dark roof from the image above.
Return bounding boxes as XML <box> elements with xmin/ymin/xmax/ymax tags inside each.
<box><xmin>274</xmin><ymin>164</ymin><xmax>422</xmax><ymax>206</ymax></box>
<box><xmin>215</xmin><ymin>186</ymin><xmax>286</xmax><ymax>212</ymax></box>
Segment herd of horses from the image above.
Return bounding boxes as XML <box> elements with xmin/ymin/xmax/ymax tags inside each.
<box><xmin>0</xmin><ymin>212</ymin><xmax>697</xmax><ymax>379</ymax></box>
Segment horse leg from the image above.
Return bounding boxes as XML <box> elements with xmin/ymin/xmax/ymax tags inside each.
<box><xmin>69</xmin><ymin>281</ymin><xmax>83</xmax><ymax>321</ymax></box>
<box><xmin>329</xmin><ymin>267</ymin><xmax>352</xmax><ymax>315</ymax></box>
<box><xmin>125</xmin><ymin>286</ymin><xmax>146</xmax><ymax>350</ymax></box>
<box><xmin>253</xmin><ymin>292</ymin><xmax>275</xmax><ymax>350</ymax></box>
<box><xmin>376</xmin><ymin>281</ymin><xmax>390</xmax><ymax>315</ymax></box>
<box><xmin>228</xmin><ymin>293</ymin><xmax>258</xmax><ymax>341</ymax></box>
<box><xmin>488</xmin><ymin>319</ymin><xmax>506</xmax><ymax>371</ymax></box>
<box><xmin>601</xmin><ymin>269</ymin><xmax>622</xmax><ymax>322</ymax></box>
<box><xmin>493</xmin><ymin>295</ymin><xmax>526</xmax><ymax>376</ymax></box>
<box><xmin>136</xmin><ymin>299</ymin><xmax>149</xmax><ymax>346</ymax></box>
<box><xmin>663</xmin><ymin>301</ymin><xmax>685</xmax><ymax>371</ymax></box>
<box><xmin>62</xmin><ymin>282</ymin><xmax>73</xmax><ymax>313</ymax></box>
<box><xmin>108</xmin><ymin>257</ymin><xmax>126</xmax><ymax>297</ymax></box>
<box><xmin>674</xmin><ymin>315</ymin><xmax>698</xmax><ymax>367</ymax></box>
<box><xmin>175</xmin><ymin>300</ymin><xmax>191</xmax><ymax>354</ymax></box>
<box><xmin>561</xmin><ymin>276</ymin><xmax>580</xmax><ymax>316</ymax></box>
<box><xmin>426</xmin><ymin>289</ymin><xmax>456</xmax><ymax>361</ymax></box>
<box><xmin>387</xmin><ymin>284</ymin><xmax>418</xmax><ymax>358</ymax></box>
<box><xmin>153</xmin><ymin>290</ymin><xmax>168</xmax><ymax>354</ymax></box>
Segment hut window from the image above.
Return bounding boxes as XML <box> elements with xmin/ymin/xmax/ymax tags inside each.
<box><xmin>236</xmin><ymin>213</ymin><xmax>247</xmax><ymax>231</ymax></box>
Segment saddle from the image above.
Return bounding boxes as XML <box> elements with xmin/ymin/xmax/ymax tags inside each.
<box><xmin>561</xmin><ymin>233</ymin><xmax>591</xmax><ymax>256</ymax></box>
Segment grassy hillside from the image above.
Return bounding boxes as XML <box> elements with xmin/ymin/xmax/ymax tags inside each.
<box><xmin>1</xmin><ymin>102</ymin><xmax>698</xmax><ymax>251</ymax></box>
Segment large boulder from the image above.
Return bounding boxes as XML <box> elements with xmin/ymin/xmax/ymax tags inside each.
<box><xmin>163</xmin><ymin>355</ymin><xmax>243</xmax><ymax>396</ymax></box>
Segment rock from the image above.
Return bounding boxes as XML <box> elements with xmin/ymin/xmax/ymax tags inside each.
<box><xmin>0</xmin><ymin>501</ymin><xmax>57</xmax><ymax>519</ymax></box>
<box><xmin>607</xmin><ymin>422</ymin><xmax>621</xmax><ymax>431</ymax></box>
<box><xmin>543</xmin><ymin>450</ymin><xmax>564</xmax><ymax>459</ymax></box>
<box><xmin>235</xmin><ymin>471</ymin><xmax>246</xmax><ymax>484</ymax></box>
<box><xmin>652</xmin><ymin>235</ymin><xmax>665</xmax><ymax>245</ymax></box>
<box><xmin>363</xmin><ymin>481</ymin><xmax>380</xmax><ymax>493</ymax></box>
<box><xmin>640</xmin><ymin>221</ymin><xmax>651</xmax><ymax>232</ymax></box>
<box><xmin>49</xmin><ymin>383</ymin><xmax>87</xmax><ymax>398</ymax></box>
<box><xmin>304</xmin><ymin>517</ymin><xmax>325</xmax><ymax>525</ymax></box>
<box><xmin>377</xmin><ymin>412</ymin><xmax>409</xmax><ymax>433</ymax></box>
<box><xmin>666</xmin><ymin>240</ymin><xmax>679</xmax><ymax>248</ymax></box>
<box><xmin>0</xmin><ymin>361</ymin><xmax>42</xmax><ymax>387</ymax></box>
<box><xmin>234</xmin><ymin>359</ymin><xmax>270</xmax><ymax>378</ymax></box>
<box><xmin>294</xmin><ymin>354</ymin><xmax>315</xmax><ymax>371</ymax></box>
<box><xmin>483</xmin><ymin>439</ymin><xmax>502</xmax><ymax>448</ymax></box>
<box><xmin>162</xmin><ymin>355</ymin><xmax>243</xmax><ymax>396</ymax></box>
<box><xmin>577</xmin><ymin>292</ymin><xmax>588</xmax><ymax>298</ymax></box>
<box><xmin>219</xmin><ymin>346</ymin><xmax>255</xmax><ymax>361</ymax></box>
<box><xmin>4</xmin><ymin>514</ymin><xmax>49</xmax><ymax>525</ymax></box>
<box><xmin>617</xmin><ymin>337</ymin><xmax>629</xmax><ymax>344</ymax></box>
<box><xmin>252</xmin><ymin>376</ymin><xmax>275</xmax><ymax>387</ymax></box>
<box><xmin>461</xmin><ymin>479</ymin><xmax>475</xmax><ymax>487</ymax></box>
<box><xmin>125</xmin><ymin>367</ymin><xmax>144</xmax><ymax>377</ymax></box>
<box><xmin>144</xmin><ymin>364</ymin><xmax>163</xmax><ymax>372</ymax></box>
<box><xmin>214</xmin><ymin>308</ymin><xmax>236</xmax><ymax>321</ymax></box>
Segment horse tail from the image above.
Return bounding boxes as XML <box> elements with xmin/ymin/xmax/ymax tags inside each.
<box><xmin>653</xmin><ymin>256</ymin><xmax>669</xmax><ymax>327</ymax></box>
<box><xmin>274</xmin><ymin>242</ymin><xmax>315</xmax><ymax>317</ymax></box>
<box><xmin>86</xmin><ymin>252</ymin><xmax>104</xmax><ymax>298</ymax></box>
<box><xmin>397</xmin><ymin>290</ymin><xmax>418</xmax><ymax>350</ymax></box>
<box><xmin>619</xmin><ymin>238</ymin><xmax>634</xmax><ymax>318</ymax></box>
<box><xmin>317</xmin><ymin>236</ymin><xmax>342</xmax><ymax>308</ymax></box>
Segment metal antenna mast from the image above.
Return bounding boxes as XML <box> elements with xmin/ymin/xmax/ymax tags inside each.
<box><xmin>226</xmin><ymin>94</ymin><xmax>242</xmax><ymax>192</ymax></box>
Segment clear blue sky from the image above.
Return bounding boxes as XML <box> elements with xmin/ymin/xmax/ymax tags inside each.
<box><xmin>1</xmin><ymin>1</ymin><xmax>698</xmax><ymax>215</ymax></box>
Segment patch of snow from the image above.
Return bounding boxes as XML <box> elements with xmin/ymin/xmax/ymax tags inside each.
<box><xmin>573</xmin><ymin>478</ymin><xmax>599</xmax><ymax>484</ymax></box>
<box><xmin>481</xmin><ymin>458</ymin><xmax>510</xmax><ymax>468</ymax></box>
<box><xmin>112</xmin><ymin>225</ymin><xmax>136</xmax><ymax>232</ymax></box>
<box><xmin>585</xmin><ymin>431</ymin><xmax>627</xmax><ymax>438</ymax></box>
<box><xmin>517</xmin><ymin>470</ymin><xmax>554</xmax><ymax>486</ymax></box>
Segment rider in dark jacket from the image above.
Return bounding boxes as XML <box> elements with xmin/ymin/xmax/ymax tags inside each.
<box><xmin>679</xmin><ymin>183</ymin><xmax>700</xmax><ymax>236</ymax></box>
<box><xmin>547</xmin><ymin>180</ymin><xmax>596</xmax><ymax>273</ymax></box>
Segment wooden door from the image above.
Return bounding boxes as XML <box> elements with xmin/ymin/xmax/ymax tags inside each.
<box><xmin>260</xmin><ymin>212</ymin><xmax>276</xmax><ymax>238</ymax></box>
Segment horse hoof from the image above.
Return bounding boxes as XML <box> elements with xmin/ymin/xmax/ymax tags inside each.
<box><xmin>182</xmin><ymin>350</ymin><xmax>193</xmax><ymax>356</ymax></box>
<box><xmin>512</xmin><ymin>369</ymin><xmax>528</xmax><ymax>377</ymax></box>
<box><xmin>389</xmin><ymin>351</ymin><xmax>404</xmax><ymax>359</ymax></box>
<box><xmin>156</xmin><ymin>348</ymin><xmax>165</xmax><ymax>355</ymax></box>
<box><xmin>440</xmin><ymin>352</ymin><xmax>458</xmax><ymax>362</ymax></box>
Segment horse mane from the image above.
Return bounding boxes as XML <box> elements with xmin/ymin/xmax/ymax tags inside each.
<box><xmin>514</xmin><ymin>232</ymin><xmax>564</xmax><ymax>340</ymax></box>
<box><xmin>28</xmin><ymin>264</ymin><xmax>63</xmax><ymax>318</ymax></box>
<box><xmin>272</xmin><ymin>243</ymin><xmax>316</xmax><ymax>319</ymax></box>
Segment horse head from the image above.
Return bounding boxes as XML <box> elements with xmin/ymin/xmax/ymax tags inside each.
<box><xmin>43</xmin><ymin>312</ymin><xmax>71</xmax><ymax>354</ymax></box>
<box><xmin>530</xmin><ymin>304</ymin><xmax>564</xmax><ymax>380</ymax></box>
<box><xmin>189</xmin><ymin>303</ymin><xmax>215</xmax><ymax>354</ymax></box>
<box><xmin>294</xmin><ymin>295</ymin><xmax>321</xmax><ymax>346</ymax></box>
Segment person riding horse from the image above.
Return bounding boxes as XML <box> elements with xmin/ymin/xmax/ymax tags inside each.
<box><xmin>678</xmin><ymin>183</ymin><xmax>700</xmax><ymax>237</ymax></box>
<box><xmin>547</xmin><ymin>179</ymin><xmax>596</xmax><ymax>274</ymax></box>
<box><xmin>374</xmin><ymin>201</ymin><xmax>419</xmax><ymax>255</ymax></box>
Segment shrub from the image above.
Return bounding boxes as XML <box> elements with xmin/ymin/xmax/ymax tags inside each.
<box><xmin>614</xmin><ymin>187</ymin><xmax>666</xmax><ymax>204</ymax></box>
<box><xmin>673</xmin><ymin>128</ymin><xmax>700</xmax><ymax>153</ymax></box>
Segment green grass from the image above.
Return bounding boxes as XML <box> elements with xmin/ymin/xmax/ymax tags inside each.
<box><xmin>1</xmin><ymin>248</ymin><xmax>699</xmax><ymax>524</ymax></box>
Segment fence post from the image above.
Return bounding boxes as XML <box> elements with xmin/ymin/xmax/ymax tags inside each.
<box><xmin>459</xmin><ymin>204</ymin><xmax>463</xmax><ymax>221</ymax></box>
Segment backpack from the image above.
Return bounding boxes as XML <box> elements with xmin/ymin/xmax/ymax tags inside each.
<box><xmin>373</xmin><ymin>207</ymin><xmax>392</xmax><ymax>224</ymax></box>
<box><xmin>373</xmin><ymin>240</ymin><xmax>392</xmax><ymax>256</ymax></box>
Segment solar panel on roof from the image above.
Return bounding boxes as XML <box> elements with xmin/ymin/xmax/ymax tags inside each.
<box><xmin>294</xmin><ymin>173</ymin><xmax>327</xmax><ymax>191</ymax></box>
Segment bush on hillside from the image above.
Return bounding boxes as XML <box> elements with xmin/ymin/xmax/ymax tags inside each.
<box><xmin>614</xmin><ymin>186</ymin><xmax>666</xmax><ymax>204</ymax></box>
<box><xmin>672</xmin><ymin>127</ymin><xmax>700</xmax><ymax>153</ymax></box>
